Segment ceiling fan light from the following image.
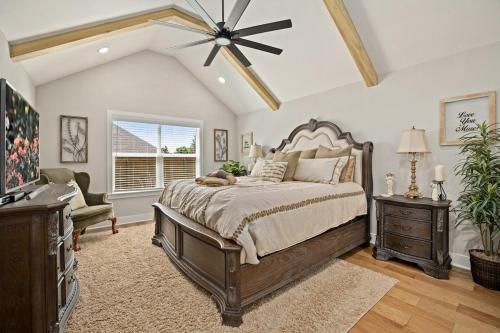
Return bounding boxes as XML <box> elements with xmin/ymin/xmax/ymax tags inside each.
<box><xmin>215</xmin><ymin>37</ymin><xmax>231</xmax><ymax>46</ymax></box>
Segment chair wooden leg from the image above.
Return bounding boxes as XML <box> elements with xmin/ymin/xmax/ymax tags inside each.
<box><xmin>72</xmin><ymin>229</ymin><xmax>82</xmax><ymax>252</ymax></box>
<box><xmin>111</xmin><ymin>217</ymin><xmax>119</xmax><ymax>234</ymax></box>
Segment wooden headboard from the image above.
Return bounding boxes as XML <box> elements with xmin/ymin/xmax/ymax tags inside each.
<box><xmin>271</xmin><ymin>118</ymin><xmax>374</xmax><ymax>204</ymax></box>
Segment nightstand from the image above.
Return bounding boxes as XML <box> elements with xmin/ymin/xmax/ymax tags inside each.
<box><xmin>372</xmin><ymin>195</ymin><xmax>452</xmax><ymax>279</ymax></box>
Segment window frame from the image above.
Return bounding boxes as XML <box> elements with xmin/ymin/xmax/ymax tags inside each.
<box><xmin>107</xmin><ymin>110</ymin><xmax>203</xmax><ymax>199</ymax></box>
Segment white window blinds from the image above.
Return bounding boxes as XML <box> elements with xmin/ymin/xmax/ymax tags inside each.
<box><xmin>111</xmin><ymin>118</ymin><xmax>200</xmax><ymax>193</ymax></box>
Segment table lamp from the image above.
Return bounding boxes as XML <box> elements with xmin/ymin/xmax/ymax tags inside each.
<box><xmin>248</xmin><ymin>144</ymin><xmax>263</xmax><ymax>171</ymax></box>
<box><xmin>397</xmin><ymin>127</ymin><xmax>430</xmax><ymax>198</ymax></box>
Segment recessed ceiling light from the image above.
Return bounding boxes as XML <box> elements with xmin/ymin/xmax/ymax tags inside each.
<box><xmin>98</xmin><ymin>47</ymin><xmax>109</xmax><ymax>54</ymax></box>
<box><xmin>218</xmin><ymin>77</ymin><xmax>226</xmax><ymax>84</ymax></box>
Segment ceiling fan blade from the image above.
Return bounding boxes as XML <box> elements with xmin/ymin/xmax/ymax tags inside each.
<box><xmin>233</xmin><ymin>19</ymin><xmax>292</xmax><ymax>38</ymax></box>
<box><xmin>226</xmin><ymin>43</ymin><xmax>251</xmax><ymax>67</ymax></box>
<box><xmin>224</xmin><ymin>0</ymin><xmax>251</xmax><ymax>31</ymax></box>
<box><xmin>232</xmin><ymin>38</ymin><xmax>282</xmax><ymax>55</ymax></box>
<box><xmin>168</xmin><ymin>38</ymin><xmax>214</xmax><ymax>50</ymax></box>
<box><xmin>149</xmin><ymin>20</ymin><xmax>213</xmax><ymax>36</ymax></box>
<box><xmin>204</xmin><ymin>45</ymin><xmax>221</xmax><ymax>66</ymax></box>
<box><xmin>185</xmin><ymin>0</ymin><xmax>221</xmax><ymax>32</ymax></box>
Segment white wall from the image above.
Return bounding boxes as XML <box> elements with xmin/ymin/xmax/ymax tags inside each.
<box><xmin>237</xmin><ymin>42</ymin><xmax>500</xmax><ymax>269</ymax></box>
<box><xmin>0</xmin><ymin>30</ymin><xmax>35</xmax><ymax>105</ymax></box>
<box><xmin>37</xmin><ymin>51</ymin><xmax>237</xmax><ymax>222</ymax></box>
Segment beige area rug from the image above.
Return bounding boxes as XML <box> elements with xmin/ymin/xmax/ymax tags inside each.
<box><xmin>66</xmin><ymin>223</ymin><xmax>396</xmax><ymax>333</ymax></box>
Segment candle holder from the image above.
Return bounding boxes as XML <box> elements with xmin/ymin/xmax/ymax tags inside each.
<box><xmin>432</xmin><ymin>180</ymin><xmax>447</xmax><ymax>201</ymax></box>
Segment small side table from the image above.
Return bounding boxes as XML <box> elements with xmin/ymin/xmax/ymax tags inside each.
<box><xmin>372</xmin><ymin>195</ymin><xmax>452</xmax><ymax>279</ymax></box>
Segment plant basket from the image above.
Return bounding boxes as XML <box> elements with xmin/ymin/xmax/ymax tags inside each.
<box><xmin>469</xmin><ymin>249</ymin><xmax>500</xmax><ymax>291</ymax></box>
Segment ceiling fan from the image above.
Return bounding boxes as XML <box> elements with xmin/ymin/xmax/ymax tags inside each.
<box><xmin>150</xmin><ymin>0</ymin><xmax>292</xmax><ymax>67</ymax></box>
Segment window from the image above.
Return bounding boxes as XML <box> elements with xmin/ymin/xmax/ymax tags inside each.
<box><xmin>108</xmin><ymin>111</ymin><xmax>202</xmax><ymax>195</ymax></box>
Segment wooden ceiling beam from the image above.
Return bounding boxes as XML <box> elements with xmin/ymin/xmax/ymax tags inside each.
<box><xmin>323</xmin><ymin>0</ymin><xmax>378</xmax><ymax>87</ymax></box>
<box><xmin>9</xmin><ymin>7</ymin><xmax>280</xmax><ymax>110</ymax></box>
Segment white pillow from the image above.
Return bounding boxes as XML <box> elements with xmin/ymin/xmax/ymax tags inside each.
<box><xmin>293</xmin><ymin>158</ymin><xmax>338</xmax><ymax>184</ymax></box>
<box><xmin>250</xmin><ymin>158</ymin><xmax>266</xmax><ymax>177</ymax></box>
<box><xmin>260</xmin><ymin>161</ymin><xmax>288</xmax><ymax>183</ymax></box>
<box><xmin>68</xmin><ymin>180</ymin><xmax>87</xmax><ymax>210</ymax></box>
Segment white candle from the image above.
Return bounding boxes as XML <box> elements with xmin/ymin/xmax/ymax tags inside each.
<box><xmin>435</xmin><ymin>165</ymin><xmax>445</xmax><ymax>181</ymax></box>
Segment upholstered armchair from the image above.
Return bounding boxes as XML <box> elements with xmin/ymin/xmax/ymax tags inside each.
<box><xmin>39</xmin><ymin>168</ymin><xmax>118</xmax><ymax>251</ymax></box>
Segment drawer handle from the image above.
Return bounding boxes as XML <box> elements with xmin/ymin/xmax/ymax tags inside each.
<box><xmin>66</xmin><ymin>244</ymin><xmax>73</xmax><ymax>252</ymax></box>
<box><xmin>401</xmin><ymin>225</ymin><xmax>412</xmax><ymax>232</ymax></box>
<box><xmin>67</xmin><ymin>274</ymin><xmax>75</xmax><ymax>285</ymax></box>
<box><xmin>65</xmin><ymin>214</ymin><xmax>71</xmax><ymax>220</ymax></box>
<box><xmin>399</xmin><ymin>242</ymin><xmax>411</xmax><ymax>249</ymax></box>
<box><xmin>400</xmin><ymin>209</ymin><xmax>412</xmax><ymax>216</ymax></box>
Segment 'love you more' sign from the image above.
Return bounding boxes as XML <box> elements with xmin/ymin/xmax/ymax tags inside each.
<box><xmin>440</xmin><ymin>92</ymin><xmax>496</xmax><ymax>145</ymax></box>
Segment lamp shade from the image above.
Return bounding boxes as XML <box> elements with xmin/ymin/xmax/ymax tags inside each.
<box><xmin>397</xmin><ymin>127</ymin><xmax>430</xmax><ymax>153</ymax></box>
<box><xmin>249</xmin><ymin>144</ymin><xmax>263</xmax><ymax>158</ymax></box>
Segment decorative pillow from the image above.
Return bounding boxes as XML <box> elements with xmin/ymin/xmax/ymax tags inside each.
<box><xmin>265</xmin><ymin>152</ymin><xmax>275</xmax><ymax>160</ymax></box>
<box><xmin>67</xmin><ymin>180</ymin><xmax>87</xmax><ymax>210</ymax></box>
<box><xmin>330</xmin><ymin>156</ymin><xmax>350</xmax><ymax>185</ymax></box>
<box><xmin>340</xmin><ymin>156</ymin><xmax>356</xmax><ymax>183</ymax></box>
<box><xmin>299</xmin><ymin>148</ymin><xmax>317</xmax><ymax>159</ymax></box>
<box><xmin>261</xmin><ymin>161</ymin><xmax>288</xmax><ymax>183</ymax></box>
<box><xmin>293</xmin><ymin>158</ymin><xmax>338</xmax><ymax>184</ymax></box>
<box><xmin>315</xmin><ymin>145</ymin><xmax>352</xmax><ymax>159</ymax></box>
<box><xmin>273</xmin><ymin>150</ymin><xmax>301</xmax><ymax>181</ymax></box>
<box><xmin>250</xmin><ymin>158</ymin><xmax>267</xmax><ymax>177</ymax></box>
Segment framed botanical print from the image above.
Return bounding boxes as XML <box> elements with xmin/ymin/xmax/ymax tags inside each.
<box><xmin>439</xmin><ymin>91</ymin><xmax>496</xmax><ymax>145</ymax></box>
<box><xmin>241</xmin><ymin>132</ymin><xmax>253</xmax><ymax>154</ymax></box>
<box><xmin>60</xmin><ymin>115</ymin><xmax>88</xmax><ymax>163</ymax></box>
<box><xmin>214</xmin><ymin>129</ymin><xmax>228</xmax><ymax>162</ymax></box>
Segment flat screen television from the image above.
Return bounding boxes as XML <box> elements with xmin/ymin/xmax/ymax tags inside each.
<box><xmin>0</xmin><ymin>79</ymin><xmax>40</xmax><ymax>195</ymax></box>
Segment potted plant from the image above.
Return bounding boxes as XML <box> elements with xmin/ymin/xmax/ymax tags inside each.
<box><xmin>221</xmin><ymin>160</ymin><xmax>247</xmax><ymax>176</ymax></box>
<box><xmin>454</xmin><ymin>122</ymin><xmax>499</xmax><ymax>290</ymax></box>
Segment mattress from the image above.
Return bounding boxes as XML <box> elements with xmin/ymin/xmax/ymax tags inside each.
<box><xmin>159</xmin><ymin>177</ymin><xmax>367</xmax><ymax>264</ymax></box>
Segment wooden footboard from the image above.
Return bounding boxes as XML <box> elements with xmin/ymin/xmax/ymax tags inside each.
<box><xmin>152</xmin><ymin>202</ymin><xmax>370</xmax><ymax>326</ymax></box>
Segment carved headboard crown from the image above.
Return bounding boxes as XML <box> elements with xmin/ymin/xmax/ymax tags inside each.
<box><xmin>271</xmin><ymin>119</ymin><xmax>373</xmax><ymax>203</ymax></box>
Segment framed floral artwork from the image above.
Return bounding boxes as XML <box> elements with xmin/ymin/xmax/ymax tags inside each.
<box><xmin>439</xmin><ymin>91</ymin><xmax>496</xmax><ymax>145</ymax></box>
<box><xmin>214</xmin><ymin>129</ymin><xmax>228</xmax><ymax>162</ymax></box>
<box><xmin>60</xmin><ymin>115</ymin><xmax>88</xmax><ymax>163</ymax></box>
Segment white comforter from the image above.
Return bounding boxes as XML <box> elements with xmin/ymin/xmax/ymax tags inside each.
<box><xmin>159</xmin><ymin>177</ymin><xmax>367</xmax><ymax>264</ymax></box>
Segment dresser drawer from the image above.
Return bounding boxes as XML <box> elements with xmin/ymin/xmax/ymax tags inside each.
<box><xmin>57</xmin><ymin>276</ymin><xmax>64</xmax><ymax>318</ymax></box>
<box><xmin>385</xmin><ymin>204</ymin><xmax>431</xmax><ymax>221</ymax></box>
<box><xmin>65</xmin><ymin>264</ymin><xmax>76</xmax><ymax>301</ymax></box>
<box><xmin>385</xmin><ymin>233</ymin><xmax>431</xmax><ymax>259</ymax></box>
<box><xmin>384</xmin><ymin>215</ymin><xmax>431</xmax><ymax>240</ymax></box>
<box><xmin>62</xmin><ymin>232</ymin><xmax>74</xmax><ymax>270</ymax></box>
<box><xmin>60</xmin><ymin>204</ymin><xmax>72</xmax><ymax>236</ymax></box>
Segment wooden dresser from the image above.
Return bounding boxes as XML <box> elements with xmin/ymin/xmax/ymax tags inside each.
<box><xmin>0</xmin><ymin>184</ymin><xmax>80</xmax><ymax>332</ymax></box>
<box><xmin>372</xmin><ymin>195</ymin><xmax>452</xmax><ymax>279</ymax></box>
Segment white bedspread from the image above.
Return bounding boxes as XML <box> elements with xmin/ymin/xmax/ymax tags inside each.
<box><xmin>159</xmin><ymin>177</ymin><xmax>367</xmax><ymax>264</ymax></box>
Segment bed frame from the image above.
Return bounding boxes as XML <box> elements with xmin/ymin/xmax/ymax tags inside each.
<box><xmin>152</xmin><ymin>119</ymin><xmax>373</xmax><ymax>326</ymax></box>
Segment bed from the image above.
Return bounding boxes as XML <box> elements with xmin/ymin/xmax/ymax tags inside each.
<box><xmin>152</xmin><ymin>118</ymin><xmax>373</xmax><ymax>326</ymax></box>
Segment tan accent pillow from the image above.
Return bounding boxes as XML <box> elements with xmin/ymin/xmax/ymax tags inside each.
<box><xmin>67</xmin><ymin>180</ymin><xmax>87</xmax><ymax>210</ymax></box>
<box><xmin>330</xmin><ymin>156</ymin><xmax>350</xmax><ymax>185</ymax></box>
<box><xmin>299</xmin><ymin>148</ymin><xmax>317</xmax><ymax>159</ymax></box>
<box><xmin>273</xmin><ymin>150</ymin><xmax>301</xmax><ymax>181</ymax></box>
<box><xmin>315</xmin><ymin>145</ymin><xmax>352</xmax><ymax>159</ymax></box>
<box><xmin>265</xmin><ymin>152</ymin><xmax>275</xmax><ymax>160</ymax></box>
<box><xmin>261</xmin><ymin>161</ymin><xmax>288</xmax><ymax>183</ymax></box>
<box><xmin>340</xmin><ymin>156</ymin><xmax>356</xmax><ymax>183</ymax></box>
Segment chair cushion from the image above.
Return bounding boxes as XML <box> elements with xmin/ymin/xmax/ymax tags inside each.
<box><xmin>72</xmin><ymin>204</ymin><xmax>113</xmax><ymax>222</ymax></box>
<box><xmin>41</xmin><ymin>168</ymin><xmax>75</xmax><ymax>184</ymax></box>
<box><xmin>67</xmin><ymin>180</ymin><xmax>87</xmax><ymax>210</ymax></box>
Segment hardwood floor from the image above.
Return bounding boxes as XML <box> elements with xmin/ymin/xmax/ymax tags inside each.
<box><xmin>341</xmin><ymin>247</ymin><xmax>500</xmax><ymax>333</ymax></box>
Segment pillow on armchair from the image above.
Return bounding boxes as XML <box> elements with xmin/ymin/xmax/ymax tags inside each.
<box><xmin>67</xmin><ymin>180</ymin><xmax>87</xmax><ymax>210</ymax></box>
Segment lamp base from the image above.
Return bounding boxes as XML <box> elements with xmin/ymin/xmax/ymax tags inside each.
<box><xmin>404</xmin><ymin>188</ymin><xmax>423</xmax><ymax>199</ymax></box>
<box><xmin>404</xmin><ymin>152</ymin><xmax>423</xmax><ymax>199</ymax></box>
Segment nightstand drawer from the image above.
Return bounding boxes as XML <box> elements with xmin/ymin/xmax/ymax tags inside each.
<box><xmin>384</xmin><ymin>215</ymin><xmax>431</xmax><ymax>240</ymax></box>
<box><xmin>385</xmin><ymin>204</ymin><xmax>431</xmax><ymax>221</ymax></box>
<box><xmin>385</xmin><ymin>233</ymin><xmax>431</xmax><ymax>259</ymax></box>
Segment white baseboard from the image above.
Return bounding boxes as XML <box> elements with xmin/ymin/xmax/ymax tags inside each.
<box><xmin>87</xmin><ymin>212</ymin><xmax>153</xmax><ymax>231</ymax></box>
<box><xmin>369</xmin><ymin>233</ymin><xmax>470</xmax><ymax>270</ymax></box>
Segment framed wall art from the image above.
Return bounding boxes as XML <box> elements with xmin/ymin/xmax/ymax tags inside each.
<box><xmin>60</xmin><ymin>115</ymin><xmax>88</xmax><ymax>163</ymax></box>
<box><xmin>241</xmin><ymin>132</ymin><xmax>253</xmax><ymax>154</ymax></box>
<box><xmin>439</xmin><ymin>91</ymin><xmax>496</xmax><ymax>145</ymax></box>
<box><xmin>214</xmin><ymin>129</ymin><xmax>228</xmax><ymax>162</ymax></box>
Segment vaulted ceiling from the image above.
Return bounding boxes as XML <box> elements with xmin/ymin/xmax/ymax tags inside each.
<box><xmin>1</xmin><ymin>0</ymin><xmax>500</xmax><ymax>114</ymax></box>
